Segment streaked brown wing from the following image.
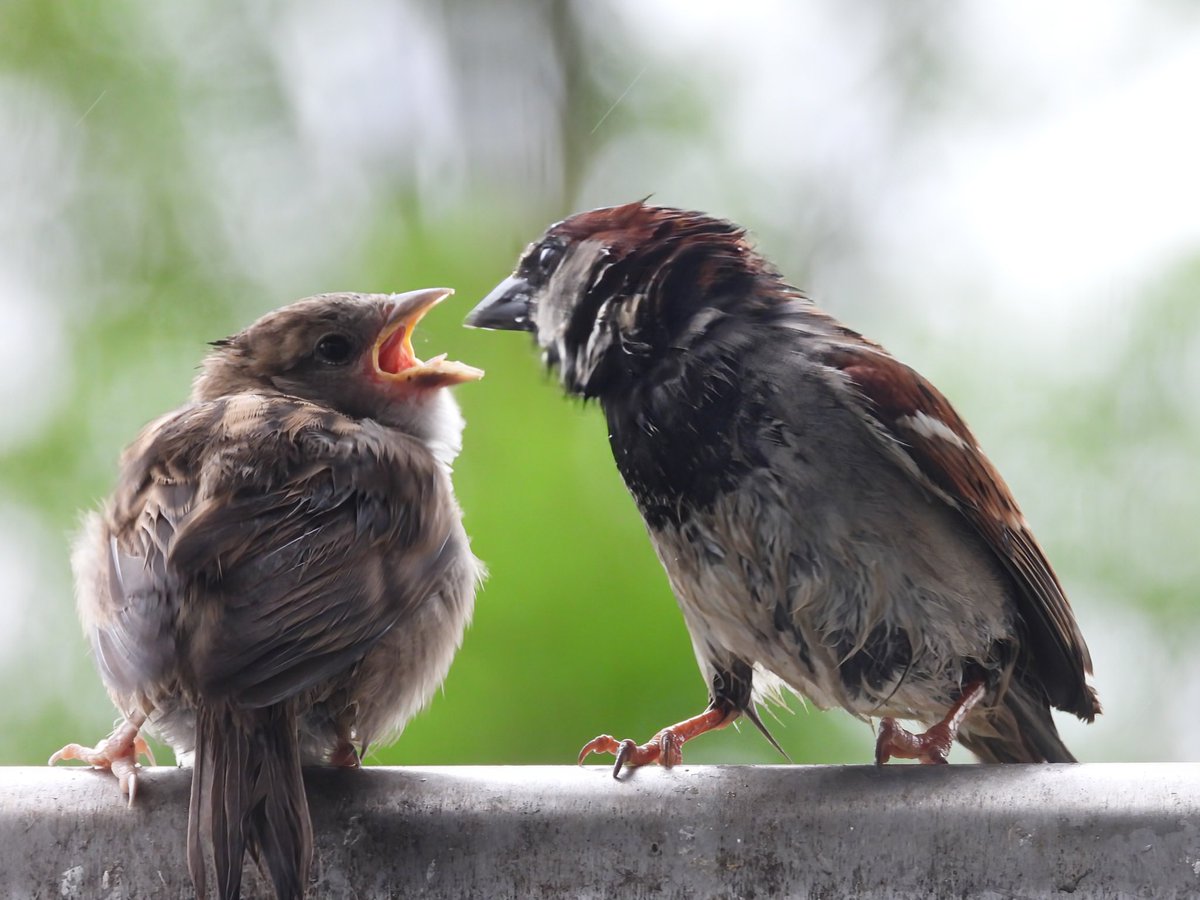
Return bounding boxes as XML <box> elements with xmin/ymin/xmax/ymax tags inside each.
<box><xmin>90</xmin><ymin>479</ymin><xmax>194</xmax><ymax>701</ymax></box>
<box><xmin>100</xmin><ymin>395</ymin><xmax>451</xmax><ymax>709</ymax></box>
<box><xmin>820</xmin><ymin>343</ymin><xmax>1098</xmax><ymax>719</ymax></box>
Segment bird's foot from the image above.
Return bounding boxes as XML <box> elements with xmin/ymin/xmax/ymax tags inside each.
<box><xmin>49</xmin><ymin>718</ymin><xmax>155</xmax><ymax>804</ymax></box>
<box><xmin>330</xmin><ymin>740</ymin><xmax>361</xmax><ymax>768</ymax></box>
<box><xmin>577</xmin><ymin>703</ymin><xmax>738</xmax><ymax>779</ymax></box>
<box><xmin>577</xmin><ymin>730</ymin><xmax>684</xmax><ymax>775</ymax></box>
<box><xmin>874</xmin><ymin>680</ymin><xmax>987</xmax><ymax>765</ymax></box>
<box><xmin>874</xmin><ymin>718</ymin><xmax>954</xmax><ymax>764</ymax></box>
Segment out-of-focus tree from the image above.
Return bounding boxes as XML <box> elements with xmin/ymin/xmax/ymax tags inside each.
<box><xmin>2</xmin><ymin>0</ymin><xmax>1198</xmax><ymax>767</ymax></box>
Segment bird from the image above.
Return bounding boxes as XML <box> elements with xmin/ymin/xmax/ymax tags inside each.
<box><xmin>50</xmin><ymin>289</ymin><xmax>484</xmax><ymax>898</ymax></box>
<box><xmin>466</xmin><ymin>201</ymin><xmax>1099</xmax><ymax>774</ymax></box>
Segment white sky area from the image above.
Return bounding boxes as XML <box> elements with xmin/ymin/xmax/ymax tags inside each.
<box><xmin>1</xmin><ymin>1</ymin><xmax>1198</xmax><ymax>760</ymax></box>
<box><xmin>622</xmin><ymin>0</ymin><xmax>1200</xmax><ymax>346</ymax></box>
<box><xmin>896</xmin><ymin>13</ymin><xmax>1200</xmax><ymax>331</ymax></box>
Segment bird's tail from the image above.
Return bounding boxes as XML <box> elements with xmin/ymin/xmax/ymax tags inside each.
<box><xmin>959</xmin><ymin>678</ymin><xmax>1077</xmax><ymax>764</ymax></box>
<box><xmin>189</xmin><ymin>703</ymin><xmax>313</xmax><ymax>900</ymax></box>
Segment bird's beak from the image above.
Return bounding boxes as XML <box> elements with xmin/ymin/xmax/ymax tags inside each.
<box><xmin>374</xmin><ymin>288</ymin><xmax>485</xmax><ymax>387</ymax></box>
<box><xmin>464</xmin><ymin>276</ymin><xmax>536</xmax><ymax>332</ymax></box>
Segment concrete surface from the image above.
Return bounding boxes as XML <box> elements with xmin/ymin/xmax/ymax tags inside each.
<box><xmin>1</xmin><ymin>763</ymin><xmax>1196</xmax><ymax>898</ymax></box>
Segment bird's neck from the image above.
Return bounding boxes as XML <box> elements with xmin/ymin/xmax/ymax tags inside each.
<box><xmin>379</xmin><ymin>389</ymin><xmax>466</xmax><ymax>470</ymax></box>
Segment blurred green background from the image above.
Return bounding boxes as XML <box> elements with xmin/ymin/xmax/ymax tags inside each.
<box><xmin>2</xmin><ymin>1</ymin><xmax>1199</xmax><ymax>768</ymax></box>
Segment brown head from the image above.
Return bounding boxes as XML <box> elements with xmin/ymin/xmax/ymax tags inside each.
<box><xmin>196</xmin><ymin>289</ymin><xmax>483</xmax><ymax>429</ymax></box>
<box><xmin>465</xmin><ymin>202</ymin><xmax>792</xmax><ymax>398</ymax></box>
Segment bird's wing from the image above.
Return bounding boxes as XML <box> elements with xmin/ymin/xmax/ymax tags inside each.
<box><xmin>87</xmin><ymin>477</ymin><xmax>193</xmax><ymax>701</ymax></box>
<box><xmin>807</xmin><ymin>340</ymin><xmax>1097</xmax><ymax>719</ymax></box>
<box><xmin>99</xmin><ymin>394</ymin><xmax>456</xmax><ymax>709</ymax></box>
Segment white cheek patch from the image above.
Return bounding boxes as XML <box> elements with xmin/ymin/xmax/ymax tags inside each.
<box><xmin>615</xmin><ymin>291</ymin><xmax>644</xmax><ymax>333</ymax></box>
<box><xmin>550</xmin><ymin>239</ymin><xmax>608</xmax><ymax>308</ymax></box>
<box><xmin>673</xmin><ymin>307</ymin><xmax>724</xmax><ymax>350</ymax></box>
<box><xmin>899</xmin><ymin>411</ymin><xmax>970</xmax><ymax>449</ymax></box>
<box><xmin>584</xmin><ymin>299</ymin><xmax>613</xmax><ymax>362</ymax></box>
<box><xmin>534</xmin><ymin>238</ymin><xmax>620</xmax><ymax>385</ymax></box>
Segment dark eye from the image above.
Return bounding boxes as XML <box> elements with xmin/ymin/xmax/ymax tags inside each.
<box><xmin>536</xmin><ymin>242</ymin><xmax>563</xmax><ymax>272</ymax></box>
<box><xmin>314</xmin><ymin>333</ymin><xmax>355</xmax><ymax>365</ymax></box>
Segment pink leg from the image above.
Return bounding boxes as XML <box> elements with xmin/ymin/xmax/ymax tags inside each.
<box><xmin>875</xmin><ymin>681</ymin><xmax>987</xmax><ymax>765</ymax></box>
<box><xmin>578</xmin><ymin>703</ymin><xmax>740</xmax><ymax>778</ymax></box>
<box><xmin>49</xmin><ymin>715</ymin><xmax>155</xmax><ymax>804</ymax></box>
<box><xmin>329</xmin><ymin>740</ymin><xmax>361</xmax><ymax>768</ymax></box>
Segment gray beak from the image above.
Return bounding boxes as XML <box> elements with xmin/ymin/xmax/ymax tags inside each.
<box><xmin>464</xmin><ymin>276</ymin><xmax>535</xmax><ymax>332</ymax></box>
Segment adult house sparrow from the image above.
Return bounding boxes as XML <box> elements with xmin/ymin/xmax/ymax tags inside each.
<box><xmin>51</xmin><ymin>290</ymin><xmax>484</xmax><ymax>898</ymax></box>
<box><xmin>467</xmin><ymin>202</ymin><xmax>1099</xmax><ymax>773</ymax></box>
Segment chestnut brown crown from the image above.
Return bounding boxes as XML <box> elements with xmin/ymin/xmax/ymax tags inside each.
<box><xmin>466</xmin><ymin>201</ymin><xmax>795</xmax><ymax>397</ymax></box>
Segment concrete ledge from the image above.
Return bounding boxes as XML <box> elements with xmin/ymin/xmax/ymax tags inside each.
<box><xmin>1</xmin><ymin>764</ymin><xmax>1195</xmax><ymax>897</ymax></box>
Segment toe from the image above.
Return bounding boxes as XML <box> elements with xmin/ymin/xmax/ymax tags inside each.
<box><xmin>577</xmin><ymin>735</ymin><xmax>620</xmax><ymax>765</ymax></box>
<box><xmin>133</xmin><ymin>735</ymin><xmax>157</xmax><ymax>767</ymax></box>
<box><xmin>658</xmin><ymin>731</ymin><xmax>684</xmax><ymax>768</ymax></box>
<box><xmin>49</xmin><ymin>743</ymin><xmax>96</xmax><ymax>767</ymax></box>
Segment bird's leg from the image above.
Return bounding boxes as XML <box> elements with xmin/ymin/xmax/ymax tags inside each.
<box><xmin>875</xmin><ymin>680</ymin><xmax>987</xmax><ymax>765</ymax></box>
<box><xmin>578</xmin><ymin>700</ymin><xmax>739</xmax><ymax>778</ymax></box>
<box><xmin>49</xmin><ymin>713</ymin><xmax>155</xmax><ymax>804</ymax></box>
<box><xmin>328</xmin><ymin>715</ymin><xmax>360</xmax><ymax>763</ymax></box>
<box><xmin>330</xmin><ymin>742</ymin><xmax>361</xmax><ymax>767</ymax></box>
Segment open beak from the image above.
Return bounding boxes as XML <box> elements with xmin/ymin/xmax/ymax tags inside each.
<box><xmin>464</xmin><ymin>276</ymin><xmax>536</xmax><ymax>332</ymax></box>
<box><xmin>374</xmin><ymin>287</ymin><xmax>484</xmax><ymax>387</ymax></box>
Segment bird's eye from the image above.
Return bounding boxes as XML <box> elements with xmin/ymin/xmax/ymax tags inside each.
<box><xmin>314</xmin><ymin>333</ymin><xmax>355</xmax><ymax>365</ymax></box>
<box><xmin>536</xmin><ymin>243</ymin><xmax>563</xmax><ymax>272</ymax></box>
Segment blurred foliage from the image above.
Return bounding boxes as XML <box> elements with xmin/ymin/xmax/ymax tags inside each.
<box><xmin>1</xmin><ymin>1</ymin><xmax>1198</xmax><ymax>771</ymax></box>
<box><xmin>0</xmin><ymin>0</ymin><xmax>865</xmax><ymax>768</ymax></box>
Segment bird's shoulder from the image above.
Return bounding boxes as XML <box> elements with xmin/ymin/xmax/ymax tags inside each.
<box><xmin>111</xmin><ymin>391</ymin><xmax>441</xmax><ymax>523</ymax></box>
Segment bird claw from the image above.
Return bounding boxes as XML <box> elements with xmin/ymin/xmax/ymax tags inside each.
<box><xmin>875</xmin><ymin>681</ymin><xmax>987</xmax><ymax>765</ymax></box>
<box><xmin>49</xmin><ymin>720</ymin><xmax>154</xmax><ymax>803</ymax></box>
<box><xmin>578</xmin><ymin>729</ymin><xmax>684</xmax><ymax>778</ymax></box>
<box><xmin>578</xmin><ymin>704</ymin><xmax>739</xmax><ymax>777</ymax></box>
<box><xmin>875</xmin><ymin>717</ymin><xmax>953</xmax><ymax>765</ymax></box>
<box><xmin>330</xmin><ymin>740</ymin><xmax>361</xmax><ymax>768</ymax></box>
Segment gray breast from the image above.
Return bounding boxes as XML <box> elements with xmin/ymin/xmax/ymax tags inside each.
<box><xmin>647</xmin><ymin>382</ymin><xmax>1017</xmax><ymax>722</ymax></box>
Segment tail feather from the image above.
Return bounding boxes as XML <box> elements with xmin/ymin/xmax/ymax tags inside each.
<box><xmin>246</xmin><ymin>711</ymin><xmax>312</xmax><ymax>899</ymax></box>
<box><xmin>189</xmin><ymin>704</ymin><xmax>312</xmax><ymax>900</ymax></box>
<box><xmin>187</xmin><ymin>747</ymin><xmax>208</xmax><ymax>899</ymax></box>
<box><xmin>960</xmin><ymin>679</ymin><xmax>1077</xmax><ymax>764</ymax></box>
<box><xmin>215</xmin><ymin>718</ymin><xmax>249</xmax><ymax>899</ymax></box>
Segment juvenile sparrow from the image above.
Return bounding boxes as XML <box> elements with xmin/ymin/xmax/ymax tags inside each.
<box><xmin>51</xmin><ymin>290</ymin><xmax>484</xmax><ymax>898</ymax></box>
<box><xmin>467</xmin><ymin>202</ymin><xmax>1099</xmax><ymax>773</ymax></box>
